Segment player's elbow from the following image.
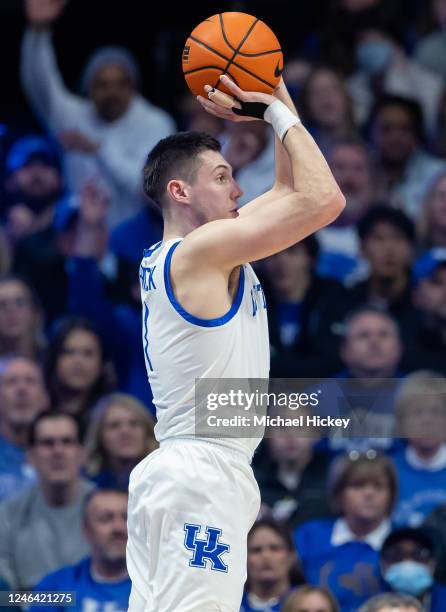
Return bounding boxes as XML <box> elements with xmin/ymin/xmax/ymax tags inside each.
<box><xmin>323</xmin><ymin>189</ymin><xmax>346</xmax><ymax>222</ymax></box>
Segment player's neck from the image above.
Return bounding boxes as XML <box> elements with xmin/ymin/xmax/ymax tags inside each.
<box><xmin>163</xmin><ymin>216</ymin><xmax>198</xmax><ymax>242</ymax></box>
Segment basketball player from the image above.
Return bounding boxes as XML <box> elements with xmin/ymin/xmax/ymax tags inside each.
<box><xmin>126</xmin><ymin>75</ymin><xmax>345</xmax><ymax>611</ymax></box>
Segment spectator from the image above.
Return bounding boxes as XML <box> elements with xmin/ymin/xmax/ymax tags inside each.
<box><xmin>317</xmin><ymin>138</ymin><xmax>374</xmax><ymax>263</ymax></box>
<box><xmin>240</xmin><ymin>519</ymin><xmax>302</xmax><ymax>612</ymax></box>
<box><xmin>84</xmin><ymin>393</ymin><xmax>157</xmax><ymax>490</ymax></box>
<box><xmin>14</xmin><ymin>180</ymin><xmax>124</xmax><ymax>325</ymax></box>
<box><xmin>424</xmin><ymin>503</ymin><xmax>446</xmax><ymax>584</ymax></box>
<box><xmin>31</xmin><ymin>489</ymin><xmax>131</xmax><ymax>612</ymax></box>
<box><xmin>316</xmin><ymin>307</ymin><xmax>403</xmax><ymax>455</ymax></box>
<box><xmin>391</xmin><ymin>372</ymin><xmax>446</xmax><ymax>527</ymax></box>
<box><xmin>256</xmin><ymin>409</ymin><xmax>331</xmax><ymax>527</ymax></box>
<box><xmin>282</xmin><ymin>585</ymin><xmax>339</xmax><ymax>612</ymax></box>
<box><xmin>348</xmin><ymin>206</ymin><xmax>419</xmax><ymax>345</ymax></box>
<box><xmin>348</xmin><ymin>27</ymin><xmax>443</xmax><ymax>135</ymax></box>
<box><xmin>411</xmin><ymin>260</ymin><xmax>446</xmax><ymax>373</ymax></box>
<box><xmin>414</xmin><ymin>0</ymin><xmax>446</xmax><ymax>81</ymax></box>
<box><xmin>260</xmin><ymin>235</ymin><xmax>347</xmax><ymax>378</ymax></box>
<box><xmin>368</xmin><ymin>96</ymin><xmax>445</xmax><ymax>218</ymax></box>
<box><xmin>222</xmin><ymin>121</ymin><xmax>275</xmax><ymax>207</ymax></box>
<box><xmin>3</xmin><ymin>135</ymin><xmax>64</xmax><ymax>244</ymax></box>
<box><xmin>22</xmin><ymin>0</ymin><xmax>175</xmax><ymax>227</ymax></box>
<box><xmin>293</xmin><ymin>453</ymin><xmax>396</xmax><ymax>611</ymax></box>
<box><xmin>358</xmin><ymin>593</ymin><xmax>424</xmax><ymax>612</ymax></box>
<box><xmin>0</xmin><ymin>412</ymin><xmax>94</xmax><ymax>589</ymax></box>
<box><xmin>299</xmin><ymin>66</ymin><xmax>357</xmax><ymax>153</ymax></box>
<box><xmin>0</xmin><ymin>356</ymin><xmax>49</xmax><ymax>501</ymax></box>
<box><xmin>416</xmin><ymin>170</ymin><xmax>446</xmax><ymax>250</ymax></box>
<box><xmin>65</xmin><ymin>189</ymin><xmax>154</xmax><ymax>407</ymax></box>
<box><xmin>0</xmin><ymin>277</ymin><xmax>45</xmax><ymax>360</ymax></box>
<box><xmin>339</xmin><ymin>307</ymin><xmax>403</xmax><ymax>378</ymax></box>
<box><xmin>380</xmin><ymin>528</ymin><xmax>446</xmax><ymax>611</ymax></box>
<box><xmin>45</xmin><ymin>318</ymin><xmax>115</xmax><ymax>431</ymax></box>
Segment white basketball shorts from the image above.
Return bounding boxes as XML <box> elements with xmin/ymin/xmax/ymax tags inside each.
<box><xmin>126</xmin><ymin>439</ymin><xmax>261</xmax><ymax>612</ymax></box>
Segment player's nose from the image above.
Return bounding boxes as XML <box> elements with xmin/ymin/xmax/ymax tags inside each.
<box><xmin>232</xmin><ymin>180</ymin><xmax>243</xmax><ymax>201</ymax></box>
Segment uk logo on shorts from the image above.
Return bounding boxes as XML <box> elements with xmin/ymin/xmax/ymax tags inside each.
<box><xmin>184</xmin><ymin>523</ymin><xmax>230</xmax><ymax>572</ymax></box>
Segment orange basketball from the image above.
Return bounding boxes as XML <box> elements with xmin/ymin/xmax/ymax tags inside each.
<box><xmin>182</xmin><ymin>12</ymin><xmax>283</xmax><ymax>97</ymax></box>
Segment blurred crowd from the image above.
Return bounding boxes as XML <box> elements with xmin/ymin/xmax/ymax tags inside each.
<box><xmin>1</xmin><ymin>0</ymin><xmax>446</xmax><ymax>610</ymax></box>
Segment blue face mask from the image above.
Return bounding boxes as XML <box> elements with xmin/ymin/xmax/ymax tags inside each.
<box><xmin>384</xmin><ymin>561</ymin><xmax>433</xmax><ymax>596</ymax></box>
<box><xmin>356</xmin><ymin>40</ymin><xmax>393</xmax><ymax>74</ymax></box>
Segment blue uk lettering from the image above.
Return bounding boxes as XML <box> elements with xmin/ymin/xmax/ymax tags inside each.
<box><xmin>139</xmin><ymin>265</ymin><xmax>156</xmax><ymax>291</ymax></box>
<box><xmin>184</xmin><ymin>524</ymin><xmax>230</xmax><ymax>572</ymax></box>
<box><xmin>251</xmin><ymin>283</ymin><xmax>267</xmax><ymax>316</ymax></box>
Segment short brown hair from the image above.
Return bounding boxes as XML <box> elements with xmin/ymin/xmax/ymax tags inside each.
<box><xmin>327</xmin><ymin>452</ymin><xmax>398</xmax><ymax>515</ymax></box>
<box><xmin>282</xmin><ymin>585</ymin><xmax>339</xmax><ymax>612</ymax></box>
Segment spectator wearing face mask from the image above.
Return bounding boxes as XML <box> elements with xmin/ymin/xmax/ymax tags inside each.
<box><xmin>380</xmin><ymin>528</ymin><xmax>446</xmax><ymax>611</ymax></box>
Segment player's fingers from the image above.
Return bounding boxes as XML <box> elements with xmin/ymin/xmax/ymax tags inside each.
<box><xmin>219</xmin><ymin>74</ymin><xmax>247</xmax><ymax>101</ymax></box>
<box><xmin>206</xmin><ymin>87</ymin><xmax>242</xmax><ymax>110</ymax></box>
<box><xmin>197</xmin><ymin>96</ymin><xmax>235</xmax><ymax>120</ymax></box>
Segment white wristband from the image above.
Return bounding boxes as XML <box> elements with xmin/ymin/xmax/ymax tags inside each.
<box><xmin>264</xmin><ymin>100</ymin><xmax>301</xmax><ymax>142</ymax></box>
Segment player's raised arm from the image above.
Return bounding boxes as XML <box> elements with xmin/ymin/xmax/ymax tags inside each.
<box><xmin>181</xmin><ymin>75</ymin><xmax>345</xmax><ymax>269</ymax></box>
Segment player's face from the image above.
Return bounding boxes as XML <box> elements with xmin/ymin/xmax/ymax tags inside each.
<box><xmin>56</xmin><ymin>330</ymin><xmax>103</xmax><ymax>392</ymax></box>
<box><xmin>247</xmin><ymin>527</ymin><xmax>293</xmax><ymax>586</ymax></box>
<box><xmin>101</xmin><ymin>404</ymin><xmax>146</xmax><ymax>461</ymax></box>
<box><xmin>84</xmin><ymin>493</ymin><xmax>128</xmax><ymax>562</ymax></box>
<box><xmin>341</xmin><ymin>474</ymin><xmax>391</xmax><ymax>522</ymax></box>
<box><xmin>190</xmin><ymin>150</ymin><xmax>243</xmax><ymax>222</ymax></box>
<box><xmin>342</xmin><ymin>314</ymin><xmax>401</xmax><ymax>375</ymax></box>
<box><xmin>0</xmin><ymin>359</ymin><xmax>48</xmax><ymax>428</ymax></box>
<box><xmin>29</xmin><ymin>417</ymin><xmax>83</xmax><ymax>485</ymax></box>
<box><xmin>0</xmin><ymin>281</ymin><xmax>35</xmax><ymax>340</ymax></box>
<box><xmin>90</xmin><ymin>64</ymin><xmax>134</xmax><ymax>122</ymax></box>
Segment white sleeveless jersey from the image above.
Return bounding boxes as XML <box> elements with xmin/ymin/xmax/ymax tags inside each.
<box><xmin>139</xmin><ymin>238</ymin><xmax>270</xmax><ymax>459</ymax></box>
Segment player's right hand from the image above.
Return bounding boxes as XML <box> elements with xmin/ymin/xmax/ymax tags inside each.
<box><xmin>197</xmin><ymin>74</ymin><xmax>276</xmax><ymax>123</ymax></box>
<box><xmin>25</xmin><ymin>0</ymin><xmax>66</xmax><ymax>28</ymax></box>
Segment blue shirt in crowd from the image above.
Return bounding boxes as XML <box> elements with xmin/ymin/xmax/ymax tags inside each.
<box><xmin>0</xmin><ymin>435</ymin><xmax>35</xmax><ymax>503</ymax></box>
<box><xmin>30</xmin><ymin>557</ymin><xmax>131</xmax><ymax>612</ymax></box>
<box><xmin>391</xmin><ymin>445</ymin><xmax>446</xmax><ymax>527</ymax></box>
<box><xmin>294</xmin><ymin>517</ymin><xmax>387</xmax><ymax>612</ymax></box>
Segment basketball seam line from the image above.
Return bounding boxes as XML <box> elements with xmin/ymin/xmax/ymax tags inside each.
<box><xmin>214</xmin><ymin>16</ymin><xmax>259</xmax><ymax>89</ymax></box>
<box><xmin>183</xmin><ymin>65</ymin><xmax>240</xmax><ymax>88</ymax></box>
<box><xmin>186</xmin><ymin>36</ymin><xmax>276</xmax><ymax>89</ymax></box>
<box><xmin>218</xmin><ymin>14</ymin><xmax>281</xmax><ymax>57</ymax></box>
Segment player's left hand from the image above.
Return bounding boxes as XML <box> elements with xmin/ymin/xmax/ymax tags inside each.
<box><xmin>197</xmin><ymin>74</ymin><xmax>276</xmax><ymax>122</ymax></box>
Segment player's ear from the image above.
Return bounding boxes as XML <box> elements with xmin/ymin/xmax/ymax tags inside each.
<box><xmin>167</xmin><ymin>179</ymin><xmax>191</xmax><ymax>205</ymax></box>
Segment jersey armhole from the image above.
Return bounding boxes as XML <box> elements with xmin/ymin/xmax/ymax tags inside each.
<box><xmin>163</xmin><ymin>240</ymin><xmax>245</xmax><ymax>328</ymax></box>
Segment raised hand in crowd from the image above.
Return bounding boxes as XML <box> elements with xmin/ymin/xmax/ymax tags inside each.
<box><xmin>25</xmin><ymin>0</ymin><xmax>66</xmax><ymax>29</ymax></box>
